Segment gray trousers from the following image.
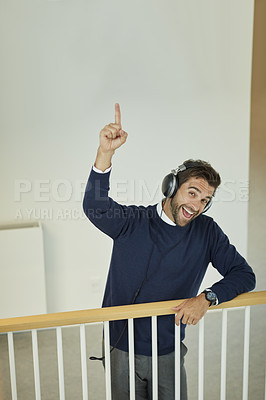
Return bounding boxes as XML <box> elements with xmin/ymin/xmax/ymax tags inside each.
<box><xmin>103</xmin><ymin>343</ymin><xmax>188</xmax><ymax>400</ymax></box>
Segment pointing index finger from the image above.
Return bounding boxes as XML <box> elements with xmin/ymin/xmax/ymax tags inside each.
<box><xmin>115</xmin><ymin>103</ymin><xmax>121</xmax><ymax>126</ymax></box>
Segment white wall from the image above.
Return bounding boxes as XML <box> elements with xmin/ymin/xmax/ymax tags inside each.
<box><xmin>0</xmin><ymin>0</ymin><xmax>254</xmax><ymax>313</ymax></box>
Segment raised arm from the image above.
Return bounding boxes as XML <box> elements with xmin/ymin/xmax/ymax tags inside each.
<box><xmin>95</xmin><ymin>103</ymin><xmax>128</xmax><ymax>171</ymax></box>
<box><xmin>83</xmin><ymin>103</ymin><xmax>130</xmax><ymax>239</ymax></box>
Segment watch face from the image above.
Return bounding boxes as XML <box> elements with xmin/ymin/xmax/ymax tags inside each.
<box><xmin>206</xmin><ymin>292</ymin><xmax>217</xmax><ymax>302</ymax></box>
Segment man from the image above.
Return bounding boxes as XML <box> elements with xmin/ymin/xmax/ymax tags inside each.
<box><xmin>83</xmin><ymin>103</ymin><xmax>256</xmax><ymax>400</ymax></box>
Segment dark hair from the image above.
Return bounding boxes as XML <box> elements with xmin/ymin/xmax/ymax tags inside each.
<box><xmin>178</xmin><ymin>159</ymin><xmax>221</xmax><ymax>191</ymax></box>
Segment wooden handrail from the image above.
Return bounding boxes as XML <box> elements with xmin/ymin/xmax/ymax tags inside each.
<box><xmin>0</xmin><ymin>291</ymin><xmax>265</xmax><ymax>334</ymax></box>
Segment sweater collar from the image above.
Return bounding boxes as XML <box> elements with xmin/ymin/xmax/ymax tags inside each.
<box><xmin>156</xmin><ymin>201</ymin><xmax>176</xmax><ymax>226</ymax></box>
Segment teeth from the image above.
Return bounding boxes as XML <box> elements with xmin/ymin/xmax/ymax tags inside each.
<box><xmin>183</xmin><ymin>206</ymin><xmax>194</xmax><ymax>215</ymax></box>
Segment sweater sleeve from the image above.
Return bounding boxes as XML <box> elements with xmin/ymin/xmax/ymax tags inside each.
<box><xmin>209</xmin><ymin>221</ymin><xmax>256</xmax><ymax>304</ymax></box>
<box><xmin>82</xmin><ymin>168</ymin><xmax>133</xmax><ymax>239</ymax></box>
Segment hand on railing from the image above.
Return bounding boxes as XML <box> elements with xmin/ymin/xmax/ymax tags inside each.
<box><xmin>172</xmin><ymin>293</ymin><xmax>210</xmax><ymax>326</ymax></box>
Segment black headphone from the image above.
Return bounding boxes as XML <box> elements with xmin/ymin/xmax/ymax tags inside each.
<box><xmin>161</xmin><ymin>161</ymin><xmax>213</xmax><ymax>213</ymax></box>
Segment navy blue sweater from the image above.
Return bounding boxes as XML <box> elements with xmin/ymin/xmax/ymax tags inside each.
<box><xmin>83</xmin><ymin>169</ymin><xmax>255</xmax><ymax>356</ymax></box>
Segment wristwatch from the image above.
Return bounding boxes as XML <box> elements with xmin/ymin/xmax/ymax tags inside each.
<box><xmin>202</xmin><ymin>289</ymin><xmax>218</xmax><ymax>306</ymax></box>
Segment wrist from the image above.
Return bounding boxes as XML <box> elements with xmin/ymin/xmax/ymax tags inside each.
<box><xmin>98</xmin><ymin>146</ymin><xmax>115</xmax><ymax>156</ymax></box>
<box><xmin>95</xmin><ymin>147</ymin><xmax>114</xmax><ymax>171</ymax></box>
<box><xmin>198</xmin><ymin>292</ymin><xmax>211</xmax><ymax>306</ymax></box>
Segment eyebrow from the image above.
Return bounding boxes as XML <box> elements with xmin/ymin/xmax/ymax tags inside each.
<box><xmin>188</xmin><ymin>186</ymin><xmax>213</xmax><ymax>200</ymax></box>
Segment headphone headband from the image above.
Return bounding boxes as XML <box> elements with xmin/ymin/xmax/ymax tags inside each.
<box><xmin>171</xmin><ymin>164</ymin><xmax>186</xmax><ymax>176</ymax></box>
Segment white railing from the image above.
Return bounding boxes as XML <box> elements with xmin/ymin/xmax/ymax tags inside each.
<box><xmin>0</xmin><ymin>291</ymin><xmax>266</xmax><ymax>400</ymax></box>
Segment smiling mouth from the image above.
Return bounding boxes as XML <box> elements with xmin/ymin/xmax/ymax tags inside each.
<box><xmin>182</xmin><ymin>206</ymin><xmax>196</xmax><ymax>219</ymax></box>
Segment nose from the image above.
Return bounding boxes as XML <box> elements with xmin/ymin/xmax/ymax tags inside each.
<box><xmin>190</xmin><ymin>199</ymin><xmax>202</xmax><ymax>212</ymax></box>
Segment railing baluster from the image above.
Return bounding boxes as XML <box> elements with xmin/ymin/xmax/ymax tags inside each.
<box><xmin>243</xmin><ymin>306</ymin><xmax>250</xmax><ymax>400</ymax></box>
<box><xmin>220</xmin><ymin>309</ymin><xmax>227</xmax><ymax>400</ymax></box>
<box><xmin>80</xmin><ymin>324</ymin><xmax>88</xmax><ymax>400</ymax></box>
<box><xmin>151</xmin><ymin>316</ymin><xmax>158</xmax><ymax>400</ymax></box>
<box><xmin>7</xmin><ymin>332</ymin><xmax>17</xmax><ymax>400</ymax></box>
<box><xmin>32</xmin><ymin>329</ymin><xmax>41</xmax><ymax>400</ymax></box>
<box><xmin>128</xmin><ymin>318</ymin><xmax>135</xmax><ymax>400</ymax></box>
<box><xmin>175</xmin><ymin>323</ymin><xmax>181</xmax><ymax>400</ymax></box>
<box><xmin>104</xmin><ymin>321</ymin><xmax>112</xmax><ymax>400</ymax></box>
<box><xmin>198</xmin><ymin>318</ymin><xmax>204</xmax><ymax>400</ymax></box>
<box><xmin>265</xmin><ymin>360</ymin><xmax>266</xmax><ymax>400</ymax></box>
<box><xmin>56</xmin><ymin>327</ymin><xmax>65</xmax><ymax>400</ymax></box>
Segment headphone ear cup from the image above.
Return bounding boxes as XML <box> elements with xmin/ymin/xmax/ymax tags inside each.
<box><xmin>162</xmin><ymin>173</ymin><xmax>178</xmax><ymax>198</ymax></box>
<box><xmin>202</xmin><ymin>197</ymin><xmax>213</xmax><ymax>213</ymax></box>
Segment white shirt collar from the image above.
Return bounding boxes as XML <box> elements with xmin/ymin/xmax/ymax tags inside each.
<box><xmin>156</xmin><ymin>201</ymin><xmax>176</xmax><ymax>226</ymax></box>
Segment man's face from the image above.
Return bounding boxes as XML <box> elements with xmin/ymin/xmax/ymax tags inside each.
<box><xmin>166</xmin><ymin>177</ymin><xmax>215</xmax><ymax>227</ymax></box>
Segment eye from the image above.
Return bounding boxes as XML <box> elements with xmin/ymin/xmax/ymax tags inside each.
<box><xmin>202</xmin><ymin>199</ymin><xmax>208</xmax><ymax>205</ymax></box>
<box><xmin>189</xmin><ymin>191</ymin><xmax>195</xmax><ymax>197</ymax></box>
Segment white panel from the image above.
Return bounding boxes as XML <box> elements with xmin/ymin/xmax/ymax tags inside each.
<box><xmin>151</xmin><ymin>316</ymin><xmax>158</xmax><ymax>400</ymax></box>
<box><xmin>265</xmin><ymin>362</ymin><xmax>266</xmax><ymax>400</ymax></box>
<box><xmin>128</xmin><ymin>319</ymin><xmax>135</xmax><ymax>400</ymax></box>
<box><xmin>243</xmin><ymin>307</ymin><xmax>250</xmax><ymax>400</ymax></box>
<box><xmin>175</xmin><ymin>323</ymin><xmax>181</xmax><ymax>400</ymax></box>
<box><xmin>80</xmin><ymin>324</ymin><xmax>88</xmax><ymax>400</ymax></box>
<box><xmin>32</xmin><ymin>329</ymin><xmax>41</xmax><ymax>400</ymax></box>
<box><xmin>104</xmin><ymin>321</ymin><xmax>112</xmax><ymax>400</ymax></box>
<box><xmin>8</xmin><ymin>332</ymin><xmax>17</xmax><ymax>400</ymax></box>
<box><xmin>220</xmin><ymin>309</ymin><xmax>228</xmax><ymax>400</ymax></box>
<box><xmin>198</xmin><ymin>319</ymin><xmax>204</xmax><ymax>400</ymax></box>
<box><xmin>56</xmin><ymin>327</ymin><xmax>65</xmax><ymax>400</ymax></box>
<box><xmin>0</xmin><ymin>223</ymin><xmax>46</xmax><ymax>318</ymax></box>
